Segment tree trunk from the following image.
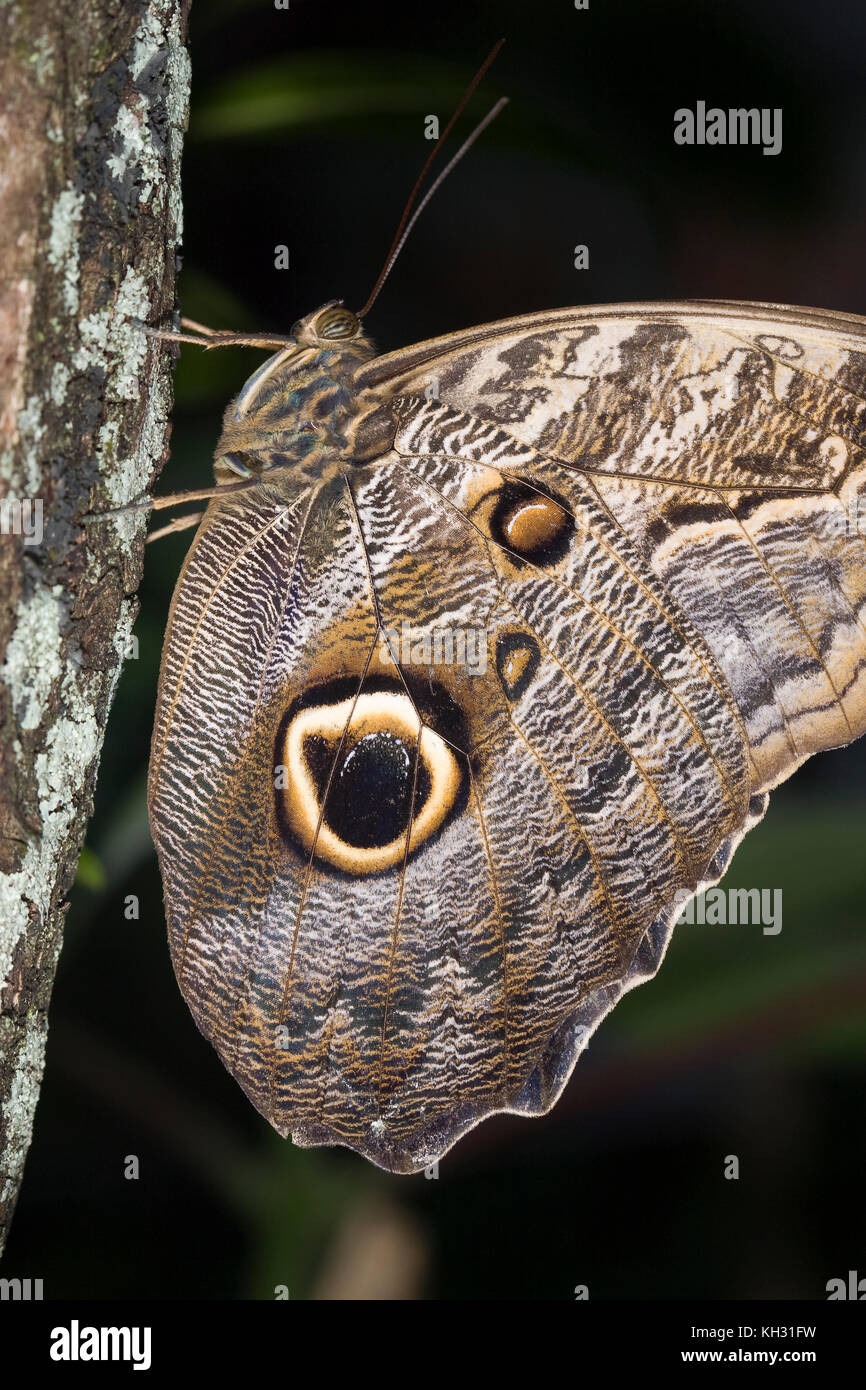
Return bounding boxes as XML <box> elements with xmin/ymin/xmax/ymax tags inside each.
<box><xmin>0</xmin><ymin>0</ymin><xmax>191</xmax><ymax>1257</ymax></box>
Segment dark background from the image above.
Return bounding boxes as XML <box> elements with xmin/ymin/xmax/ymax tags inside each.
<box><xmin>5</xmin><ymin>0</ymin><xmax>866</xmax><ymax>1299</ymax></box>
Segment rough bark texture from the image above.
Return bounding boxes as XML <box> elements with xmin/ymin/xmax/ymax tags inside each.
<box><xmin>0</xmin><ymin>0</ymin><xmax>191</xmax><ymax>1257</ymax></box>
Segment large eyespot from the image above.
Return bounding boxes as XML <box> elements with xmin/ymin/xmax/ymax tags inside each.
<box><xmin>277</xmin><ymin>690</ymin><xmax>462</xmax><ymax>874</ymax></box>
<box><xmin>315</xmin><ymin>305</ymin><xmax>360</xmax><ymax>340</ymax></box>
<box><xmin>488</xmin><ymin>480</ymin><xmax>574</xmax><ymax>564</ymax></box>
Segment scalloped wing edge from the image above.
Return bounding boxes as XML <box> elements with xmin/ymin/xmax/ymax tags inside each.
<box><xmin>286</xmin><ymin>790</ymin><xmax>771</xmax><ymax>1173</ymax></box>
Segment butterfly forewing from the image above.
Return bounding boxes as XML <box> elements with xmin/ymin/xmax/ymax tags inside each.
<box><xmin>363</xmin><ymin>302</ymin><xmax>866</xmax><ymax>791</ymax></box>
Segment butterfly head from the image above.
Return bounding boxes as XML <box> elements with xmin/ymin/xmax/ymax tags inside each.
<box><xmin>213</xmin><ymin>301</ymin><xmax>390</xmax><ymax>481</ymax></box>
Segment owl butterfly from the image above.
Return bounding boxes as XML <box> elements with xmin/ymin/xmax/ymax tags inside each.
<box><xmin>145</xmin><ymin>68</ymin><xmax>866</xmax><ymax>1172</ymax></box>
<box><xmin>148</xmin><ymin>292</ymin><xmax>866</xmax><ymax>1173</ymax></box>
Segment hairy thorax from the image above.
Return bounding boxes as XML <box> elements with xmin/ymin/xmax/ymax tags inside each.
<box><xmin>212</xmin><ymin>303</ymin><xmax>395</xmax><ymax>489</ymax></box>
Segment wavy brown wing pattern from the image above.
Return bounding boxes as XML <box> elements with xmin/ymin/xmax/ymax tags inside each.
<box><xmin>150</xmin><ymin>301</ymin><xmax>866</xmax><ymax>1173</ymax></box>
<box><xmin>364</xmin><ymin>301</ymin><xmax>866</xmax><ymax>793</ymax></box>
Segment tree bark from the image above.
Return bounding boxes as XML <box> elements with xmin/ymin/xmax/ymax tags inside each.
<box><xmin>0</xmin><ymin>0</ymin><xmax>191</xmax><ymax>1257</ymax></box>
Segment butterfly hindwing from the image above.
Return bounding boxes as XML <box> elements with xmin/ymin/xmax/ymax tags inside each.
<box><xmin>150</xmin><ymin>298</ymin><xmax>866</xmax><ymax>1171</ymax></box>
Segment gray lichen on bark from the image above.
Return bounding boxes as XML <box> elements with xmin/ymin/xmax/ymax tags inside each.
<box><xmin>0</xmin><ymin>0</ymin><xmax>191</xmax><ymax>1256</ymax></box>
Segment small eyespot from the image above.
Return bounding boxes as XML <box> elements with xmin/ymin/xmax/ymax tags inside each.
<box><xmin>299</xmin><ymin>422</ymin><xmax>317</xmax><ymax>434</ymax></box>
<box><xmin>315</xmin><ymin>305</ymin><xmax>360</xmax><ymax>340</ymax></box>
<box><xmin>496</xmin><ymin>633</ymin><xmax>541</xmax><ymax>703</ymax></box>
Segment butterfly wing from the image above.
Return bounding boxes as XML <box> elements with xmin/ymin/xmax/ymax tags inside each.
<box><xmin>360</xmin><ymin>300</ymin><xmax>866</xmax><ymax>792</ymax></box>
<box><xmin>151</xmin><ymin>300</ymin><xmax>866</xmax><ymax>1172</ymax></box>
<box><xmin>149</xmin><ymin>433</ymin><xmax>753</xmax><ymax>1172</ymax></box>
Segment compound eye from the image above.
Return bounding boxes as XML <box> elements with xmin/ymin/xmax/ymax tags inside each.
<box><xmin>315</xmin><ymin>305</ymin><xmax>360</xmax><ymax>340</ymax></box>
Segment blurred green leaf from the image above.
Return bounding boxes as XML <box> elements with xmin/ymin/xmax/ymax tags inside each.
<box><xmin>236</xmin><ymin>1139</ymin><xmax>380</xmax><ymax>1299</ymax></box>
<box><xmin>190</xmin><ymin>53</ymin><xmax>479</xmax><ymax>140</ymax></box>
<box><xmin>74</xmin><ymin>846</ymin><xmax>107</xmax><ymax>893</ymax></box>
<box><xmin>611</xmin><ymin>797</ymin><xmax>866</xmax><ymax>1058</ymax></box>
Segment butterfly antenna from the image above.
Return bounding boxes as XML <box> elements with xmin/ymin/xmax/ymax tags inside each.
<box><xmin>356</xmin><ymin>38</ymin><xmax>507</xmax><ymax>319</ymax></box>
<box><xmin>383</xmin><ymin>97</ymin><xmax>509</xmax><ymax>296</ymax></box>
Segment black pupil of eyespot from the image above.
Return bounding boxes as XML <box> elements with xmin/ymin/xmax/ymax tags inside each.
<box><xmin>312</xmin><ymin>732</ymin><xmax>430</xmax><ymax>850</ymax></box>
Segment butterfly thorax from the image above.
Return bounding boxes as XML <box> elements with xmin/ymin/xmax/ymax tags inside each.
<box><xmin>213</xmin><ymin>302</ymin><xmax>394</xmax><ymax>485</ymax></box>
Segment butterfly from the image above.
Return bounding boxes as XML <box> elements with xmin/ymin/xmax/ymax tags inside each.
<box><xmin>146</xmin><ymin>291</ymin><xmax>866</xmax><ymax>1174</ymax></box>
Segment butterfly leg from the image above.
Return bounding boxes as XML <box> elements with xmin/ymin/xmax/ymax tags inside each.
<box><xmin>81</xmin><ymin>478</ymin><xmax>258</xmax><ymax>528</ymax></box>
<box><xmin>146</xmin><ymin>511</ymin><xmax>204</xmax><ymax>544</ymax></box>
<box><xmin>179</xmin><ymin>316</ymin><xmax>219</xmax><ymax>336</ymax></box>
<box><xmin>143</xmin><ymin>321</ymin><xmax>297</xmax><ymax>351</ymax></box>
